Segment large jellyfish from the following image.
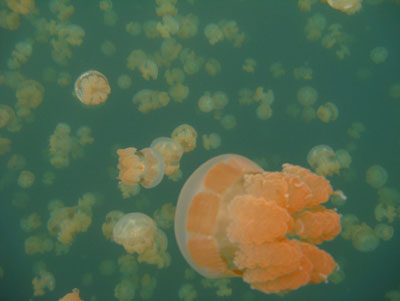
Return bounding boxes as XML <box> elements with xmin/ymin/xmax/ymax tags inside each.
<box><xmin>175</xmin><ymin>154</ymin><xmax>342</xmax><ymax>294</ymax></box>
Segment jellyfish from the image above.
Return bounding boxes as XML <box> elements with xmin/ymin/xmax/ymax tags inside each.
<box><xmin>297</xmin><ymin>86</ymin><xmax>318</xmax><ymax>106</ymax></box>
<box><xmin>175</xmin><ymin>154</ymin><xmax>341</xmax><ymax>294</ymax></box>
<box><xmin>205</xmin><ymin>58</ymin><xmax>221</xmax><ymax>76</ymax></box>
<box><xmin>0</xmin><ymin>104</ymin><xmax>16</xmax><ymax>128</ymax></box>
<box><xmin>74</xmin><ymin>70</ymin><xmax>111</xmax><ymax>105</ymax></box>
<box><xmin>324</xmin><ymin>0</ymin><xmax>362</xmax><ymax>14</ymax></box>
<box><xmin>18</xmin><ymin>170</ymin><xmax>35</xmax><ymax>188</ymax></box>
<box><xmin>113</xmin><ymin>212</ymin><xmax>170</xmax><ymax>268</ymax></box>
<box><xmin>351</xmin><ymin>223</ymin><xmax>380</xmax><ymax>252</ymax></box>
<box><xmin>307</xmin><ymin>145</ymin><xmax>340</xmax><ymax>176</ymax></box>
<box><xmin>204</xmin><ymin>23</ymin><xmax>224</xmax><ymax>45</ymax></box>
<box><xmin>370</xmin><ymin>46</ymin><xmax>388</xmax><ymax>64</ymax></box>
<box><xmin>374</xmin><ymin>223</ymin><xmax>394</xmax><ymax>241</ymax></box>
<box><xmin>59</xmin><ymin>288</ymin><xmax>82</xmax><ymax>301</ymax></box>
<box><xmin>317</xmin><ymin>102</ymin><xmax>339</xmax><ymax>123</ymax></box>
<box><xmin>150</xmin><ymin>137</ymin><xmax>183</xmax><ymax>175</ymax></box>
<box><xmin>113</xmin><ymin>212</ymin><xmax>157</xmax><ymax>254</ymax></box>
<box><xmin>171</xmin><ymin>124</ymin><xmax>197</xmax><ymax>153</ymax></box>
<box><xmin>242</xmin><ymin>58</ymin><xmax>257</xmax><ymax>73</ymax></box>
<box><xmin>117</xmin><ymin>147</ymin><xmax>165</xmax><ymax>188</ymax></box>
<box><xmin>202</xmin><ymin>133</ymin><xmax>221</xmax><ymax>150</ymax></box>
<box><xmin>198</xmin><ymin>92</ymin><xmax>215</xmax><ymax>113</ymax></box>
<box><xmin>366</xmin><ymin>165</ymin><xmax>388</xmax><ymax>189</ymax></box>
<box><xmin>32</xmin><ymin>269</ymin><xmax>55</xmax><ymax>296</ymax></box>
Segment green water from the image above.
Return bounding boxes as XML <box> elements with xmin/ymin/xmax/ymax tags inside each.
<box><xmin>0</xmin><ymin>0</ymin><xmax>399</xmax><ymax>300</ymax></box>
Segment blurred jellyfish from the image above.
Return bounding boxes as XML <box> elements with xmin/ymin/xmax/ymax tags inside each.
<box><xmin>117</xmin><ymin>74</ymin><xmax>132</xmax><ymax>90</ymax></box>
<box><xmin>0</xmin><ymin>105</ymin><xmax>16</xmax><ymax>128</ymax></box>
<box><xmin>18</xmin><ymin>170</ymin><xmax>35</xmax><ymax>188</ymax></box>
<box><xmin>179</xmin><ymin>284</ymin><xmax>197</xmax><ymax>301</ymax></box>
<box><xmin>140</xmin><ymin>274</ymin><xmax>157</xmax><ymax>299</ymax></box>
<box><xmin>175</xmin><ymin>154</ymin><xmax>342</xmax><ymax>294</ymax></box>
<box><xmin>317</xmin><ymin>102</ymin><xmax>339</xmax><ymax>123</ymax></box>
<box><xmin>117</xmin><ymin>147</ymin><xmax>165</xmax><ymax>188</ymax></box>
<box><xmin>242</xmin><ymin>58</ymin><xmax>256</xmax><ymax>73</ymax></box>
<box><xmin>374</xmin><ymin>223</ymin><xmax>394</xmax><ymax>241</ymax></box>
<box><xmin>198</xmin><ymin>92</ymin><xmax>214</xmax><ymax>113</ymax></box>
<box><xmin>205</xmin><ymin>58</ymin><xmax>221</xmax><ymax>76</ymax></box>
<box><xmin>351</xmin><ymin>223</ymin><xmax>380</xmax><ymax>252</ymax></box>
<box><xmin>366</xmin><ymin>165</ymin><xmax>388</xmax><ymax>189</ymax></box>
<box><xmin>370</xmin><ymin>46</ymin><xmax>388</xmax><ymax>64</ymax></box>
<box><xmin>297</xmin><ymin>86</ymin><xmax>318</xmax><ymax>106</ymax></box>
<box><xmin>114</xmin><ymin>277</ymin><xmax>136</xmax><ymax>301</ymax></box>
<box><xmin>202</xmin><ymin>133</ymin><xmax>221</xmax><ymax>150</ymax></box>
<box><xmin>204</xmin><ymin>23</ymin><xmax>224</xmax><ymax>45</ymax></box>
<box><xmin>389</xmin><ymin>82</ymin><xmax>400</xmax><ymax>100</ymax></box>
<box><xmin>139</xmin><ymin>59</ymin><xmax>158</xmax><ymax>80</ymax></box>
<box><xmin>154</xmin><ymin>203</ymin><xmax>176</xmax><ymax>229</ymax></box>
<box><xmin>101</xmin><ymin>40</ymin><xmax>116</xmax><ymax>56</ymax></box>
<box><xmin>20</xmin><ymin>213</ymin><xmax>42</xmax><ymax>232</ymax></box>
<box><xmin>32</xmin><ymin>269</ymin><xmax>55</xmax><ymax>297</ymax></box>
<box><xmin>99</xmin><ymin>259</ymin><xmax>117</xmax><ymax>277</ymax></box>
<box><xmin>74</xmin><ymin>70</ymin><xmax>111</xmax><ymax>105</ymax></box>
<box><xmin>151</xmin><ymin>137</ymin><xmax>183</xmax><ymax>175</ymax></box>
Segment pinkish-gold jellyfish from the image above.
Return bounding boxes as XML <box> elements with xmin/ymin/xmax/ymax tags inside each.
<box><xmin>59</xmin><ymin>288</ymin><xmax>82</xmax><ymax>301</ymax></box>
<box><xmin>175</xmin><ymin>154</ymin><xmax>342</xmax><ymax>294</ymax></box>
<box><xmin>74</xmin><ymin>70</ymin><xmax>111</xmax><ymax>105</ymax></box>
<box><xmin>117</xmin><ymin>147</ymin><xmax>165</xmax><ymax>188</ymax></box>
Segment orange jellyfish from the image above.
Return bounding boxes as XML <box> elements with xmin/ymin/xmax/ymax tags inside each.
<box><xmin>175</xmin><ymin>154</ymin><xmax>341</xmax><ymax>294</ymax></box>
<box><xmin>74</xmin><ymin>70</ymin><xmax>111</xmax><ymax>105</ymax></box>
<box><xmin>59</xmin><ymin>288</ymin><xmax>82</xmax><ymax>301</ymax></box>
<box><xmin>117</xmin><ymin>147</ymin><xmax>165</xmax><ymax>188</ymax></box>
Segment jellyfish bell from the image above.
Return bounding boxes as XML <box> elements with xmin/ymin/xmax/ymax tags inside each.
<box><xmin>113</xmin><ymin>212</ymin><xmax>157</xmax><ymax>254</ymax></box>
<box><xmin>74</xmin><ymin>70</ymin><xmax>111</xmax><ymax>105</ymax></box>
<box><xmin>175</xmin><ymin>154</ymin><xmax>341</xmax><ymax>294</ymax></box>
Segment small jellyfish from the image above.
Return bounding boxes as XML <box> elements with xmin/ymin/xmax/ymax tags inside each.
<box><xmin>374</xmin><ymin>223</ymin><xmax>394</xmax><ymax>241</ymax></box>
<box><xmin>365</xmin><ymin>165</ymin><xmax>388</xmax><ymax>189</ymax></box>
<box><xmin>151</xmin><ymin>137</ymin><xmax>183</xmax><ymax>175</ymax></box>
<box><xmin>317</xmin><ymin>102</ymin><xmax>338</xmax><ymax>123</ymax></box>
<box><xmin>18</xmin><ymin>170</ymin><xmax>35</xmax><ymax>188</ymax></box>
<box><xmin>113</xmin><ymin>212</ymin><xmax>156</xmax><ymax>254</ymax></box>
<box><xmin>74</xmin><ymin>70</ymin><xmax>111</xmax><ymax>105</ymax></box>
<box><xmin>351</xmin><ymin>223</ymin><xmax>380</xmax><ymax>252</ymax></box>
<box><xmin>117</xmin><ymin>147</ymin><xmax>165</xmax><ymax>188</ymax></box>
<box><xmin>59</xmin><ymin>288</ymin><xmax>82</xmax><ymax>301</ymax></box>
<box><xmin>175</xmin><ymin>154</ymin><xmax>341</xmax><ymax>294</ymax></box>
<box><xmin>171</xmin><ymin>124</ymin><xmax>197</xmax><ymax>153</ymax></box>
<box><xmin>198</xmin><ymin>92</ymin><xmax>214</xmax><ymax>113</ymax></box>
<box><xmin>370</xmin><ymin>46</ymin><xmax>388</xmax><ymax>64</ymax></box>
<box><xmin>297</xmin><ymin>86</ymin><xmax>318</xmax><ymax>106</ymax></box>
<box><xmin>307</xmin><ymin>145</ymin><xmax>340</xmax><ymax>176</ymax></box>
